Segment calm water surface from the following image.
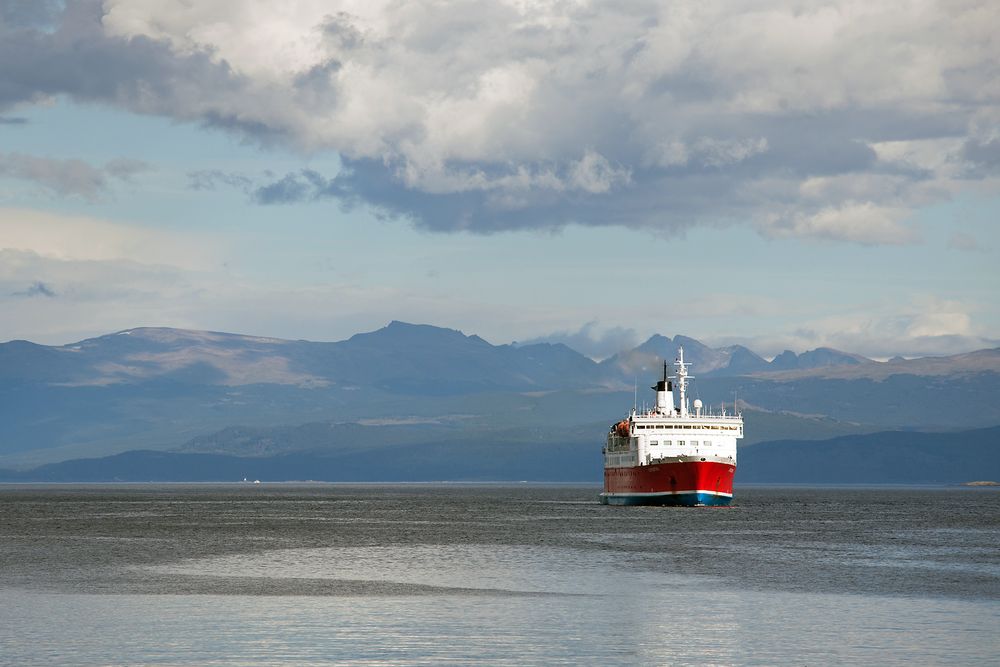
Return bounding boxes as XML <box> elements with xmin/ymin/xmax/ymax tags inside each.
<box><xmin>1</xmin><ymin>485</ymin><xmax>998</xmax><ymax>665</ymax></box>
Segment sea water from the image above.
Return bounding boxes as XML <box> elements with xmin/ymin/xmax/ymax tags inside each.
<box><xmin>1</xmin><ymin>485</ymin><xmax>997</xmax><ymax>665</ymax></box>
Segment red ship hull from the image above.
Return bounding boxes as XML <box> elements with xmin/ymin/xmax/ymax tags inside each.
<box><xmin>601</xmin><ymin>460</ymin><xmax>735</xmax><ymax>506</ymax></box>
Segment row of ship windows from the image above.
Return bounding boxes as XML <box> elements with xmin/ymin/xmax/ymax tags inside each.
<box><xmin>649</xmin><ymin>440</ymin><xmax>712</xmax><ymax>446</ymax></box>
<box><xmin>608</xmin><ymin>439</ymin><xmax>718</xmax><ymax>452</ymax></box>
<box><xmin>635</xmin><ymin>424</ymin><xmax>739</xmax><ymax>431</ymax></box>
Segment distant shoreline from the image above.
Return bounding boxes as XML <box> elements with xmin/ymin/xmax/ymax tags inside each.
<box><xmin>1</xmin><ymin>480</ymin><xmax>996</xmax><ymax>490</ymax></box>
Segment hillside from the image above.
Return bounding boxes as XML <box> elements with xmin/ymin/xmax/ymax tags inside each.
<box><xmin>3</xmin><ymin>427</ymin><xmax>997</xmax><ymax>485</ymax></box>
<box><xmin>739</xmin><ymin>427</ymin><xmax>1000</xmax><ymax>484</ymax></box>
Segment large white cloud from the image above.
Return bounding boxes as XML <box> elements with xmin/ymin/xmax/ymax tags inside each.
<box><xmin>5</xmin><ymin>1</ymin><xmax>1000</xmax><ymax>238</ymax></box>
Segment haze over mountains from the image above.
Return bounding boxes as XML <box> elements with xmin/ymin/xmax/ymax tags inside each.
<box><xmin>2</xmin><ymin>322</ymin><xmax>999</xmax><ymax>482</ymax></box>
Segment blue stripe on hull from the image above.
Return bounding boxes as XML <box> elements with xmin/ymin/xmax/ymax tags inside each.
<box><xmin>600</xmin><ymin>492</ymin><xmax>732</xmax><ymax>507</ymax></box>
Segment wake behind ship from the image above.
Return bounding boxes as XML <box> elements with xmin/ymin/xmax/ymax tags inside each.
<box><xmin>601</xmin><ymin>347</ymin><xmax>743</xmax><ymax>506</ymax></box>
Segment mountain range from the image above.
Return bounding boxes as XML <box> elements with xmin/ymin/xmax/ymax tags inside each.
<box><xmin>1</xmin><ymin>321</ymin><xmax>899</xmax><ymax>392</ymax></box>
<box><xmin>2</xmin><ymin>322</ymin><xmax>999</xmax><ymax>481</ymax></box>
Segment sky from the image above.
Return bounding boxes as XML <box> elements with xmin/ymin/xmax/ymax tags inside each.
<box><xmin>1</xmin><ymin>0</ymin><xmax>998</xmax><ymax>359</ymax></box>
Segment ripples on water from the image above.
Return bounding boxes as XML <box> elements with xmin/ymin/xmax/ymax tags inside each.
<box><xmin>1</xmin><ymin>485</ymin><xmax>998</xmax><ymax>666</ymax></box>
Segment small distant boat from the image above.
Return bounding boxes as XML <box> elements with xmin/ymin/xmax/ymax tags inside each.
<box><xmin>600</xmin><ymin>347</ymin><xmax>744</xmax><ymax>507</ymax></box>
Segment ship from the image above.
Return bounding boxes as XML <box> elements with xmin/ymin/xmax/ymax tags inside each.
<box><xmin>600</xmin><ymin>347</ymin><xmax>743</xmax><ymax>506</ymax></box>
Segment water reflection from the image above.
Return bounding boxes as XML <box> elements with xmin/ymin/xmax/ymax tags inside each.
<box><xmin>145</xmin><ymin>544</ymin><xmax>713</xmax><ymax>596</ymax></box>
<box><xmin>5</xmin><ymin>581</ymin><xmax>998</xmax><ymax>666</ymax></box>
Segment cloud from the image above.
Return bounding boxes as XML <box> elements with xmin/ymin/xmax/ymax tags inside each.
<box><xmin>713</xmin><ymin>297</ymin><xmax>999</xmax><ymax>359</ymax></box>
<box><xmin>654</xmin><ymin>137</ymin><xmax>770</xmax><ymax>169</ymax></box>
<box><xmin>0</xmin><ymin>207</ymin><xmax>215</xmax><ymax>268</ymax></box>
<box><xmin>948</xmin><ymin>231</ymin><xmax>982</xmax><ymax>252</ymax></box>
<box><xmin>518</xmin><ymin>321</ymin><xmax>640</xmax><ymax>360</ymax></box>
<box><xmin>3</xmin><ymin>1</ymin><xmax>1000</xmax><ymax>241</ymax></box>
<box><xmin>0</xmin><ymin>0</ymin><xmax>246</xmax><ymax>121</ymax></box>
<box><xmin>253</xmin><ymin>169</ymin><xmax>331</xmax><ymax>205</ymax></box>
<box><xmin>0</xmin><ymin>152</ymin><xmax>106</xmax><ymax>200</ymax></box>
<box><xmin>0</xmin><ymin>116</ymin><xmax>27</xmax><ymax>124</ymax></box>
<box><xmin>0</xmin><ymin>152</ymin><xmax>150</xmax><ymax>200</ymax></box>
<box><xmin>103</xmin><ymin>157</ymin><xmax>150</xmax><ymax>181</ymax></box>
<box><xmin>11</xmin><ymin>280</ymin><xmax>56</xmax><ymax>298</ymax></box>
<box><xmin>0</xmin><ymin>0</ymin><xmax>63</xmax><ymax>28</ymax></box>
<box><xmin>187</xmin><ymin>169</ymin><xmax>255</xmax><ymax>193</ymax></box>
<box><xmin>962</xmin><ymin>138</ymin><xmax>1000</xmax><ymax>174</ymax></box>
<box><xmin>757</xmin><ymin>202</ymin><xmax>919</xmax><ymax>246</ymax></box>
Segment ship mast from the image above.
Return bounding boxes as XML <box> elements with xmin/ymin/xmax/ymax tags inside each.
<box><xmin>672</xmin><ymin>346</ymin><xmax>694</xmax><ymax>418</ymax></box>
